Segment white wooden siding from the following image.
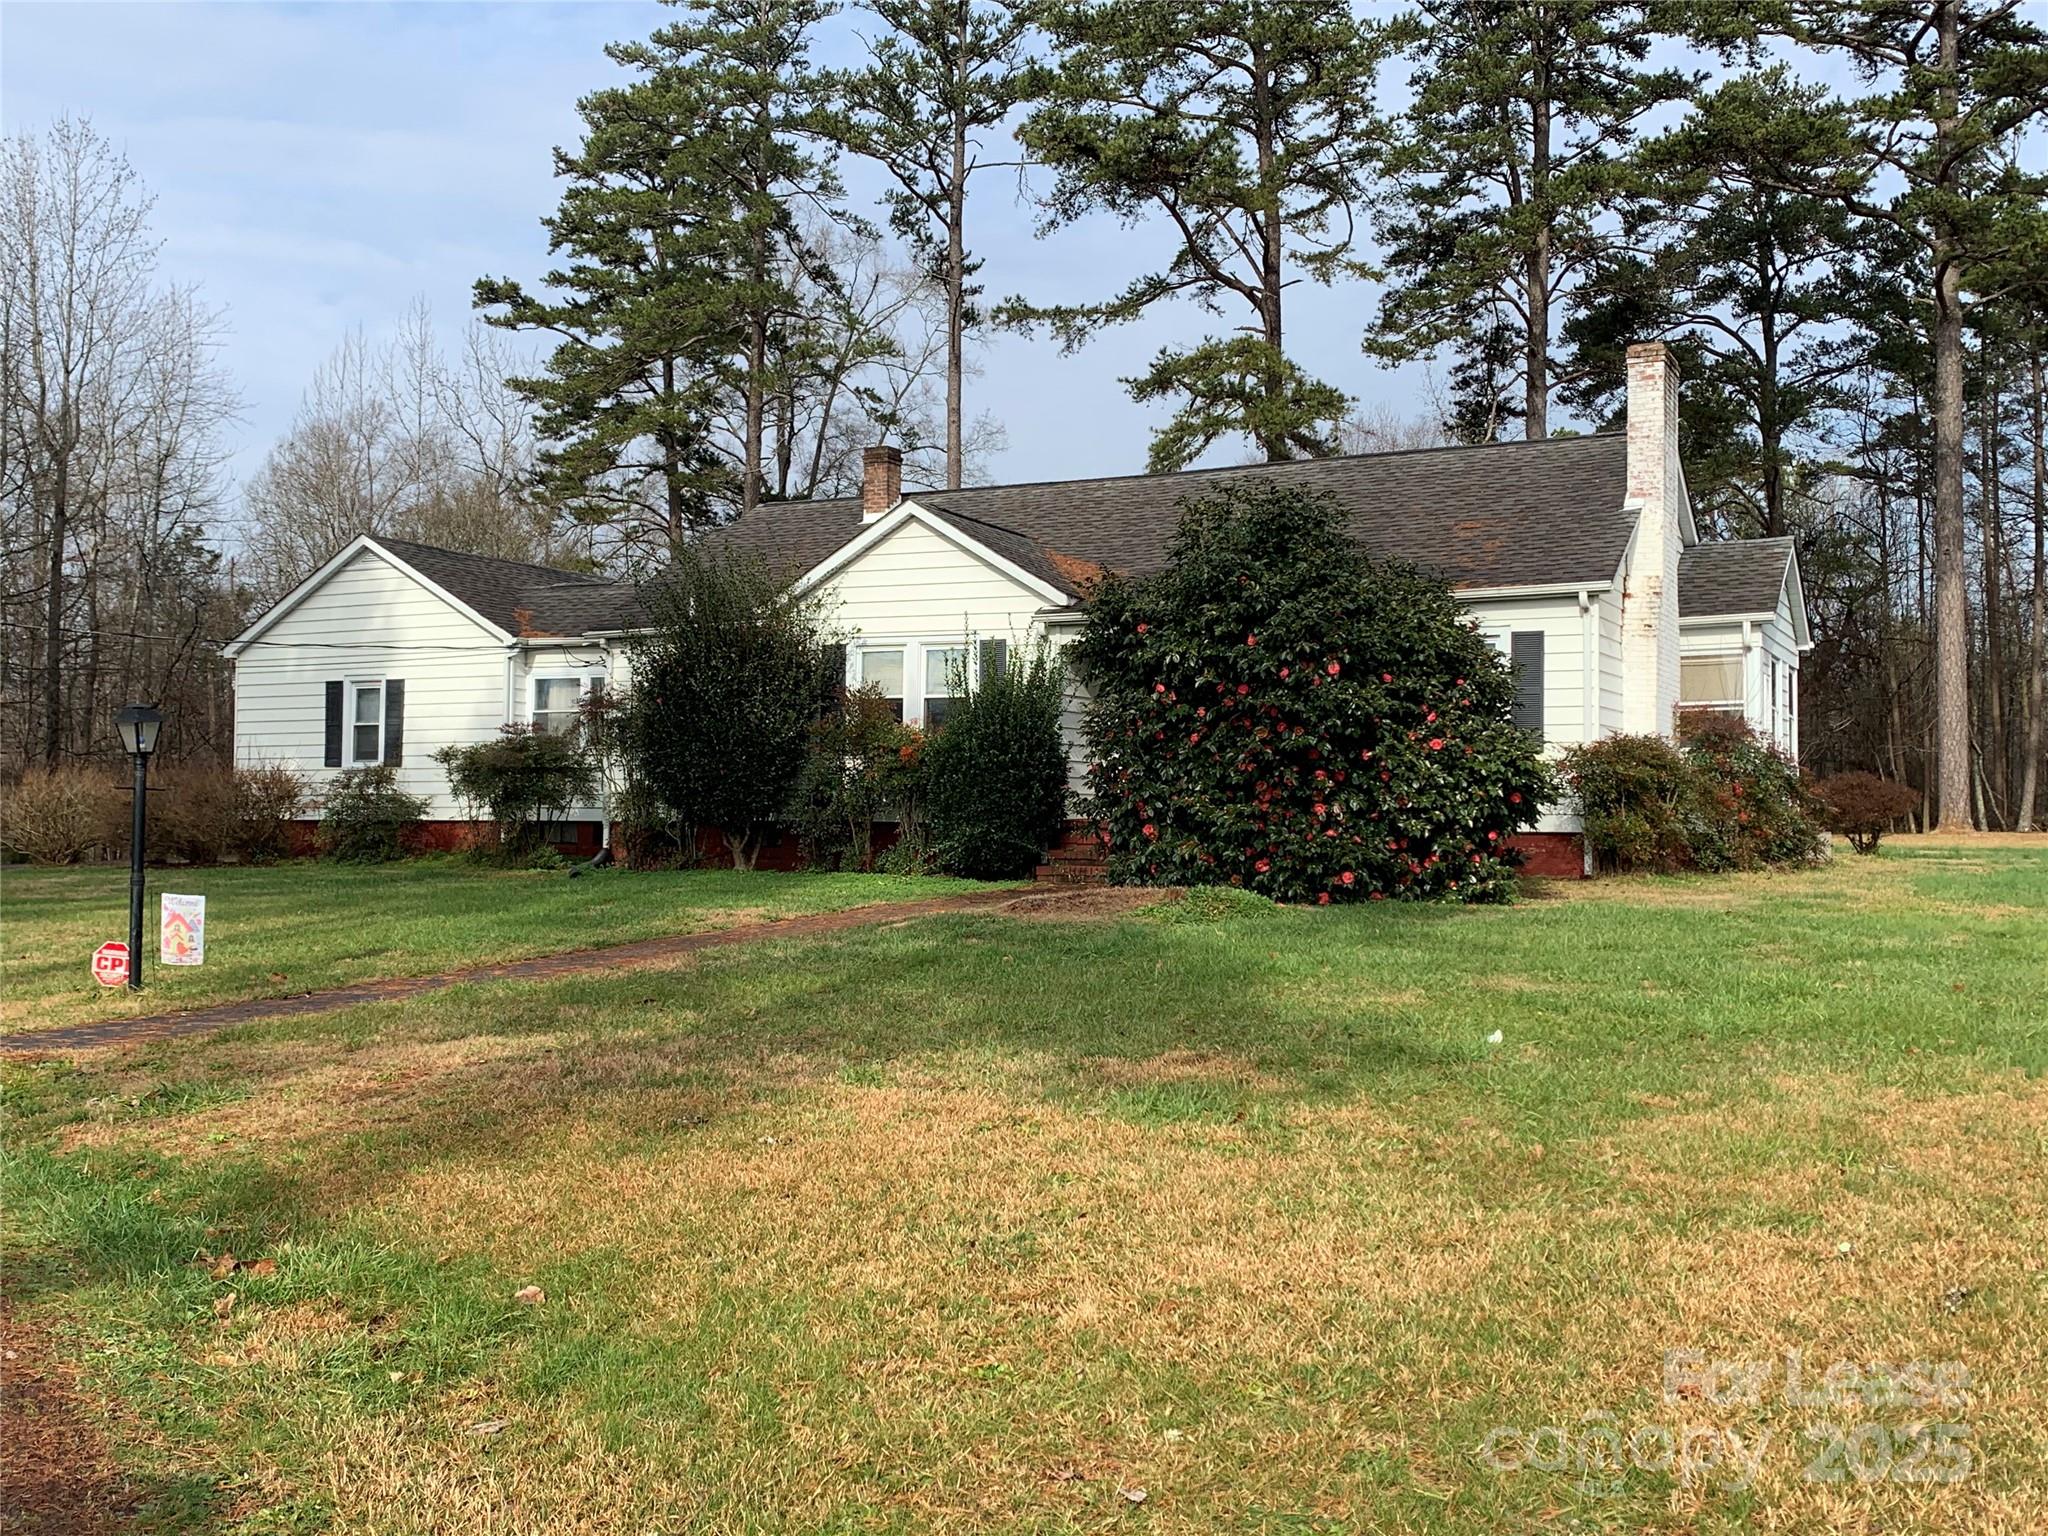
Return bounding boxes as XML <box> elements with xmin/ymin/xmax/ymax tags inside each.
<box><xmin>1679</xmin><ymin>579</ymin><xmax>1801</xmax><ymax>756</ymax></box>
<box><xmin>232</xmin><ymin>548</ymin><xmax>510</xmax><ymax>812</ymax></box>
<box><xmin>815</xmin><ymin>518</ymin><xmax>1047</xmax><ymax>644</ymax></box>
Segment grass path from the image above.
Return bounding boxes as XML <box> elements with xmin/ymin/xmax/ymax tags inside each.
<box><xmin>4</xmin><ymin>838</ymin><xmax>2046</xmax><ymax>1533</ymax></box>
<box><xmin>0</xmin><ymin>862</ymin><xmax>1004</xmax><ymax>1036</ymax></box>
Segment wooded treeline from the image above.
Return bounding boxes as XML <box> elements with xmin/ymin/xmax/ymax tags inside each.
<box><xmin>5</xmin><ymin>1</ymin><xmax>2044</xmax><ymax>829</ymax></box>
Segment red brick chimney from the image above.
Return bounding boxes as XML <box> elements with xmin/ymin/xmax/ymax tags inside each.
<box><xmin>861</xmin><ymin>445</ymin><xmax>903</xmax><ymax>521</ymax></box>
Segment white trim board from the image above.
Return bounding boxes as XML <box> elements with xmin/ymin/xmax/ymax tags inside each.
<box><xmin>793</xmin><ymin>499</ymin><xmax>1077</xmax><ymax>610</ymax></box>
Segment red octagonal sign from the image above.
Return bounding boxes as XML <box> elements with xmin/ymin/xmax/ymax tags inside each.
<box><xmin>92</xmin><ymin>941</ymin><xmax>130</xmax><ymax>987</ymax></box>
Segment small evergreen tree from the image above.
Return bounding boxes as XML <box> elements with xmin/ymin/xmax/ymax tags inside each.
<box><xmin>1074</xmin><ymin>480</ymin><xmax>1552</xmax><ymax>903</ymax></box>
<box><xmin>921</xmin><ymin>643</ymin><xmax>1069</xmax><ymax>878</ymax></box>
<box><xmin>623</xmin><ymin>545</ymin><xmax>838</xmax><ymax>869</ymax></box>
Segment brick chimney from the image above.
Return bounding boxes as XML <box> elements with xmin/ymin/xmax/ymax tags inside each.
<box><xmin>1620</xmin><ymin>341</ymin><xmax>1684</xmax><ymax>737</ymax></box>
<box><xmin>861</xmin><ymin>445</ymin><xmax>903</xmax><ymax>521</ymax></box>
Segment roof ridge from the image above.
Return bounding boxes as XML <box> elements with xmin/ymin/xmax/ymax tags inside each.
<box><xmin>895</xmin><ymin>431</ymin><xmax>1623</xmax><ymax>504</ymax></box>
<box><xmin>373</xmin><ymin>535</ymin><xmax>611</xmax><ymax>585</ymax></box>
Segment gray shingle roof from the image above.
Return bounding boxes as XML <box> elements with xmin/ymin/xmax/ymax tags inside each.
<box><xmin>711</xmin><ymin>433</ymin><xmax>1637</xmax><ymax>596</ymax></box>
<box><xmin>1679</xmin><ymin>538</ymin><xmax>1794</xmax><ymax>619</ymax></box>
<box><xmin>373</xmin><ymin>537</ymin><xmax>645</xmax><ymax>636</ymax></box>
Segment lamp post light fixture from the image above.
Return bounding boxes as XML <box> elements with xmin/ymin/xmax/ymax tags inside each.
<box><xmin>115</xmin><ymin>704</ymin><xmax>164</xmax><ymax>992</ymax></box>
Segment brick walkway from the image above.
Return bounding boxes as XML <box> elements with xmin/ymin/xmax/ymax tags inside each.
<box><xmin>3</xmin><ymin>889</ymin><xmax>1026</xmax><ymax>1056</ymax></box>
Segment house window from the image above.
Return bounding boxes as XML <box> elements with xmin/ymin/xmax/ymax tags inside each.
<box><xmin>924</xmin><ymin>646</ymin><xmax>965</xmax><ymax>727</ymax></box>
<box><xmin>348</xmin><ymin>681</ymin><xmax>384</xmax><ymax>765</ymax></box>
<box><xmin>1680</xmin><ymin>654</ymin><xmax>1743</xmax><ymax>716</ymax></box>
<box><xmin>532</xmin><ymin>676</ymin><xmax>590</xmax><ymax>737</ymax></box>
<box><xmin>856</xmin><ymin>647</ymin><xmax>905</xmax><ymax>720</ymax></box>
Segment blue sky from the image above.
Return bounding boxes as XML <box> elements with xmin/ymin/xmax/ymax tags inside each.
<box><xmin>2</xmin><ymin>0</ymin><xmax>1460</xmax><ymax>501</ymax></box>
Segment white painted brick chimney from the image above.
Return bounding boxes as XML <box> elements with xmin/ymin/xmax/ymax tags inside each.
<box><xmin>1620</xmin><ymin>341</ymin><xmax>1684</xmax><ymax>737</ymax></box>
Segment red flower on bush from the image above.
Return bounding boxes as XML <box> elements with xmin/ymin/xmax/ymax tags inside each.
<box><xmin>1340</xmin><ymin>870</ymin><xmax>1355</xmax><ymax>885</ymax></box>
<box><xmin>1429</xmin><ymin>738</ymin><xmax>1444</xmax><ymax>751</ymax></box>
<box><xmin>1327</xmin><ymin>662</ymin><xmax>1340</xmax><ymax>676</ymax></box>
<box><xmin>1142</xmin><ymin>823</ymin><xmax>1158</xmax><ymax>839</ymax></box>
<box><xmin>1137</xmin><ymin>622</ymin><xmax>1148</xmax><ymax>633</ymax></box>
<box><xmin>1317</xmin><ymin>892</ymin><xmax>1331</xmax><ymax>905</ymax></box>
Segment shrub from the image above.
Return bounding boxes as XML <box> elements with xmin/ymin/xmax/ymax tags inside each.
<box><xmin>790</xmin><ymin>685</ymin><xmax>923</xmax><ymax>870</ymax></box>
<box><xmin>1563</xmin><ymin>719</ymin><xmax>1825</xmax><ymax>874</ymax></box>
<box><xmin>1072</xmin><ymin>479</ymin><xmax>1553</xmax><ymax>904</ymax></box>
<box><xmin>1678</xmin><ymin>714</ymin><xmax>1826</xmax><ymax>871</ymax></box>
<box><xmin>1816</xmin><ymin>770</ymin><xmax>1920</xmax><ymax>854</ymax></box>
<box><xmin>0</xmin><ymin>766</ymin><xmax>125</xmax><ymax>864</ymax></box>
<box><xmin>1560</xmin><ymin>734</ymin><xmax>1703</xmax><ymax>874</ymax></box>
<box><xmin>318</xmin><ymin>765</ymin><xmax>429</xmax><ymax>862</ymax></box>
<box><xmin>156</xmin><ymin>763</ymin><xmax>310</xmax><ymax>864</ymax></box>
<box><xmin>622</xmin><ymin>546</ymin><xmax>840</xmax><ymax>869</ymax></box>
<box><xmin>921</xmin><ymin>645</ymin><xmax>1070</xmax><ymax>879</ymax></box>
<box><xmin>434</xmin><ymin>725</ymin><xmax>597</xmax><ymax>859</ymax></box>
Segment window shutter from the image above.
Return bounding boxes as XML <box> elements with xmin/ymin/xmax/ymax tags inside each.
<box><xmin>1509</xmin><ymin>632</ymin><xmax>1544</xmax><ymax>737</ymax></box>
<box><xmin>383</xmin><ymin>679</ymin><xmax>405</xmax><ymax>766</ymax></box>
<box><xmin>324</xmin><ymin>681</ymin><xmax>344</xmax><ymax>767</ymax></box>
<box><xmin>978</xmin><ymin>637</ymin><xmax>1008</xmax><ymax>682</ymax></box>
<box><xmin>820</xmin><ymin>643</ymin><xmax>847</xmax><ymax>711</ymax></box>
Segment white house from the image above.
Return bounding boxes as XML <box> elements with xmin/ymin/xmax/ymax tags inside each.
<box><xmin>228</xmin><ymin>343</ymin><xmax>1810</xmax><ymax>873</ymax></box>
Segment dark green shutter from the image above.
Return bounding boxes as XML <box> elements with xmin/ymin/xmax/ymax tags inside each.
<box><xmin>978</xmin><ymin>637</ymin><xmax>1008</xmax><ymax>682</ymax></box>
<box><xmin>383</xmin><ymin>680</ymin><xmax>405</xmax><ymax>766</ymax></box>
<box><xmin>324</xmin><ymin>681</ymin><xmax>344</xmax><ymax>767</ymax></box>
<box><xmin>1509</xmin><ymin>632</ymin><xmax>1544</xmax><ymax>737</ymax></box>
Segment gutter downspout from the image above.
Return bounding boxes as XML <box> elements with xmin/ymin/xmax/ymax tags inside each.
<box><xmin>1579</xmin><ymin>588</ymin><xmax>1596</xmax><ymax>879</ymax></box>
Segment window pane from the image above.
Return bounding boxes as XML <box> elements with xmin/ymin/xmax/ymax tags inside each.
<box><xmin>1680</xmin><ymin>654</ymin><xmax>1742</xmax><ymax>704</ymax></box>
<box><xmin>925</xmin><ymin>647</ymin><xmax>964</xmax><ymax>694</ymax></box>
<box><xmin>858</xmin><ymin>648</ymin><xmax>903</xmax><ymax>697</ymax></box>
<box><xmin>353</xmin><ymin>685</ymin><xmax>382</xmax><ymax>725</ymax></box>
<box><xmin>353</xmin><ymin>723</ymin><xmax>380</xmax><ymax>761</ymax></box>
<box><xmin>535</xmin><ymin>677</ymin><xmax>582</xmax><ymax>713</ymax></box>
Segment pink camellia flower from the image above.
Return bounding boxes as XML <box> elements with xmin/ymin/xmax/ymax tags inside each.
<box><xmin>1254</xmin><ymin>858</ymin><xmax>1270</xmax><ymax>873</ymax></box>
<box><xmin>1236</xmin><ymin>683</ymin><xmax>1249</xmax><ymax>696</ymax></box>
<box><xmin>1280</xmin><ymin>666</ymin><xmax>1290</xmax><ymax>679</ymax></box>
<box><xmin>1142</xmin><ymin>823</ymin><xmax>1158</xmax><ymax>839</ymax></box>
<box><xmin>1370</xmin><ymin>891</ymin><xmax>1385</xmax><ymax>902</ymax></box>
<box><xmin>1246</xmin><ymin>634</ymin><xmax>1258</xmax><ymax>647</ymax></box>
<box><xmin>1381</xmin><ymin>672</ymin><xmax>1393</xmax><ymax>683</ymax></box>
<box><xmin>1317</xmin><ymin>892</ymin><xmax>1331</xmax><ymax>905</ymax></box>
<box><xmin>1509</xmin><ymin>791</ymin><xmax>1522</xmax><ymax>804</ymax></box>
<box><xmin>1327</xmin><ymin>662</ymin><xmax>1340</xmax><ymax>676</ymax></box>
<box><xmin>1189</xmin><ymin>732</ymin><xmax>1201</xmax><ymax>744</ymax></box>
<box><xmin>1426</xmin><ymin>711</ymin><xmax>1437</xmax><ymax>724</ymax></box>
<box><xmin>1455</xmin><ymin>677</ymin><xmax>1465</xmax><ymax>686</ymax></box>
<box><xmin>1197</xmin><ymin>707</ymin><xmax>1207</xmax><ymax>718</ymax></box>
<box><xmin>1154</xmin><ymin>682</ymin><xmax>1166</xmax><ymax>693</ymax></box>
<box><xmin>1137</xmin><ymin>622</ymin><xmax>1148</xmax><ymax>634</ymax></box>
<box><xmin>1487</xmin><ymin>830</ymin><xmax>1499</xmax><ymax>841</ymax></box>
<box><xmin>1428</xmin><ymin>738</ymin><xmax>1445</xmax><ymax>751</ymax></box>
<box><xmin>1340</xmin><ymin>870</ymin><xmax>1355</xmax><ymax>885</ymax></box>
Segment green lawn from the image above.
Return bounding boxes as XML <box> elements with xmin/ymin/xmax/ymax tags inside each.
<box><xmin>0</xmin><ymin>861</ymin><xmax>1003</xmax><ymax>1034</ymax></box>
<box><xmin>4</xmin><ymin>838</ymin><xmax>2046</xmax><ymax>1533</ymax></box>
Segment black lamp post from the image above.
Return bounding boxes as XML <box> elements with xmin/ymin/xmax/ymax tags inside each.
<box><xmin>115</xmin><ymin>704</ymin><xmax>164</xmax><ymax>991</ymax></box>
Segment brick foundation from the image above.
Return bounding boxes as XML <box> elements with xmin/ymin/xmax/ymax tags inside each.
<box><xmin>1508</xmin><ymin>832</ymin><xmax>1587</xmax><ymax>879</ymax></box>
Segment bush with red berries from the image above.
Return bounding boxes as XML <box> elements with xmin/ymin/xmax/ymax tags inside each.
<box><xmin>1071</xmin><ymin>479</ymin><xmax>1554</xmax><ymax>904</ymax></box>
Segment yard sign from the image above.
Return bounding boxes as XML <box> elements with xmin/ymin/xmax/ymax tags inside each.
<box><xmin>92</xmin><ymin>941</ymin><xmax>129</xmax><ymax>987</ymax></box>
<box><xmin>160</xmin><ymin>894</ymin><xmax>206</xmax><ymax>966</ymax></box>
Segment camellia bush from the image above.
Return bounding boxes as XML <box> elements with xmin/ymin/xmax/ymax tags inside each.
<box><xmin>1072</xmin><ymin>479</ymin><xmax>1553</xmax><ymax>903</ymax></box>
<box><xmin>435</xmin><ymin>725</ymin><xmax>597</xmax><ymax>860</ymax></box>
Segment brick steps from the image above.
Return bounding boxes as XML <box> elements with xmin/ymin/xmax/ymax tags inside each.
<box><xmin>1034</xmin><ymin>825</ymin><xmax>1111</xmax><ymax>885</ymax></box>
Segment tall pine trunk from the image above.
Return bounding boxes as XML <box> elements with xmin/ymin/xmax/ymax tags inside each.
<box><xmin>944</xmin><ymin>11</ymin><xmax>969</xmax><ymax>491</ymax></box>
<box><xmin>1522</xmin><ymin>67</ymin><xmax>1551</xmax><ymax>440</ymax></box>
<box><xmin>1929</xmin><ymin>1</ymin><xmax>1972</xmax><ymax>830</ymax></box>
<box><xmin>2021</xmin><ymin>351</ymin><xmax>2046</xmax><ymax>831</ymax></box>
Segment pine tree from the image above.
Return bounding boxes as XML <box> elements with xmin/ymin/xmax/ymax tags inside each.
<box><xmin>628</xmin><ymin>0</ymin><xmax>849</xmax><ymax>515</ymax></box>
<box><xmin>1728</xmin><ymin>0</ymin><xmax>2048</xmax><ymax>828</ymax></box>
<box><xmin>1002</xmin><ymin>0</ymin><xmax>1387</xmax><ymax>471</ymax></box>
<box><xmin>475</xmin><ymin>38</ymin><xmax>743</xmax><ymax>550</ymax></box>
<box><xmin>828</xmin><ymin>0</ymin><xmax>1028</xmax><ymax>490</ymax></box>
<box><xmin>1562</xmin><ymin>69</ymin><xmax>1867</xmax><ymax>537</ymax></box>
<box><xmin>1366</xmin><ymin>1</ymin><xmax>1695</xmax><ymax>441</ymax></box>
